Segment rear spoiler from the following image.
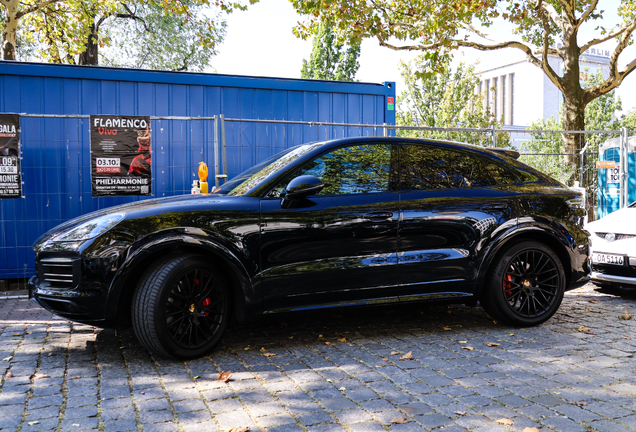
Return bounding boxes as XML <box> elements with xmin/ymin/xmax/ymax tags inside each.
<box><xmin>491</xmin><ymin>148</ymin><xmax>520</xmax><ymax>159</ymax></box>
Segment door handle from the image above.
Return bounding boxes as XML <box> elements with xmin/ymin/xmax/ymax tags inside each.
<box><xmin>482</xmin><ymin>203</ymin><xmax>508</xmax><ymax>211</ymax></box>
<box><xmin>363</xmin><ymin>211</ymin><xmax>394</xmax><ymax>221</ymax></box>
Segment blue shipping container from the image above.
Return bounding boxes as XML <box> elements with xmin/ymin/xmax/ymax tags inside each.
<box><xmin>0</xmin><ymin>62</ymin><xmax>396</xmax><ymax>278</ymax></box>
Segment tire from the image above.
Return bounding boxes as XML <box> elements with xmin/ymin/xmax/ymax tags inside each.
<box><xmin>132</xmin><ymin>254</ymin><xmax>230</xmax><ymax>359</ymax></box>
<box><xmin>481</xmin><ymin>241</ymin><xmax>565</xmax><ymax>326</ymax></box>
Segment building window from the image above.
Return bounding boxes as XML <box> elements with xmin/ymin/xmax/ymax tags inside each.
<box><xmin>501</xmin><ymin>75</ymin><xmax>507</xmax><ymax>124</ymax></box>
<box><xmin>484</xmin><ymin>79</ymin><xmax>490</xmax><ymax>111</ymax></box>
<box><xmin>492</xmin><ymin>77</ymin><xmax>498</xmax><ymax>119</ymax></box>
<box><xmin>509</xmin><ymin>73</ymin><xmax>514</xmax><ymax>125</ymax></box>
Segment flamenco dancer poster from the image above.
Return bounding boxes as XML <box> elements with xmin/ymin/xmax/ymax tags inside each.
<box><xmin>90</xmin><ymin>115</ymin><xmax>152</xmax><ymax>196</ymax></box>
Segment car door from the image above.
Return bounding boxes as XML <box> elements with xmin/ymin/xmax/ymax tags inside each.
<box><xmin>259</xmin><ymin>143</ymin><xmax>400</xmax><ymax>312</ymax></box>
<box><xmin>396</xmin><ymin>143</ymin><xmax>519</xmax><ymax>301</ymax></box>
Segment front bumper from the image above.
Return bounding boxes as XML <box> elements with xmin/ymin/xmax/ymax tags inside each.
<box><xmin>591</xmin><ymin>272</ymin><xmax>636</xmax><ymax>286</ymax></box>
<box><xmin>28</xmin><ymin>275</ymin><xmax>109</xmax><ymax>326</ymax></box>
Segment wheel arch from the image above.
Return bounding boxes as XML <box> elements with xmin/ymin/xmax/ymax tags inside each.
<box><xmin>105</xmin><ymin>234</ymin><xmax>257</xmax><ymax>328</ymax></box>
<box><xmin>475</xmin><ymin>226</ymin><xmax>573</xmax><ymax>300</ymax></box>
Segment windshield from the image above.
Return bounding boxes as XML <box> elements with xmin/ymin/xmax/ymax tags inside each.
<box><xmin>214</xmin><ymin>143</ymin><xmax>324</xmax><ymax>196</ymax></box>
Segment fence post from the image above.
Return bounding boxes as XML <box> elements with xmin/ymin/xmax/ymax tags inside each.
<box><xmin>620</xmin><ymin>127</ymin><xmax>629</xmax><ymax>209</ymax></box>
<box><xmin>490</xmin><ymin>124</ymin><xmax>496</xmax><ymax>148</ymax></box>
<box><xmin>383</xmin><ymin>123</ymin><xmax>387</xmax><ymax>137</ymax></box>
<box><xmin>220</xmin><ymin>114</ymin><xmax>227</xmax><ymax>183</ymax></box>
<box><xmin>214</xmin><ymin>115</ymin><xmax>220</xmax><ymax>188</ymax></box>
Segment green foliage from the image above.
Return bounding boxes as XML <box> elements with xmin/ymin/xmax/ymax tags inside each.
<box><xmin>396</xmin><ymin>54</ymin><xmax>509</xmax><ymax>148</ymax></box>
<box><xmin>101</xmin><ymin>2</ymin><xmax>226</xmax><ymax>71</ymax></box>
<box><xmin>619</xmin><ymin>110</ymin><xmax>636</xmax><ymax>131</ymax></box>
<box><xmin>2</xmin><ymin>0</ymin><xmax>240</xmax><ymax>70</ymax></box>
<box><xmin>300</xmin><ymin>23</ymin><xmax>360</xmax><ymax>81</ymax></box>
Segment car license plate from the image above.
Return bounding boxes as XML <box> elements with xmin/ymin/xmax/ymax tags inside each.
<box><xmin>593</xmin><ymin>253</ymin><xmax>625</xmax><ymax>266</ymax></box>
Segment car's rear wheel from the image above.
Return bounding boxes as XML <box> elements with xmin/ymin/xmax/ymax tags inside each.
<box><xmin>132</xmin><ymin>255</ymin><xmax>230</xmax><ymax>359</ymax></box>
<box><xmin>481</xmin><ymin>241</ymin><xmax>565</xmax><ymax>326</ymax></box>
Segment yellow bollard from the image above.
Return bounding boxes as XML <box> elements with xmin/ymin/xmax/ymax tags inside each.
<box><xmin>198</xmin><ymin>162</ymin><xmax>209</xmax><ymax>194</ymax></box>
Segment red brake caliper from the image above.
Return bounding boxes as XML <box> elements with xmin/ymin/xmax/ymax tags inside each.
<box><xmin>199</xmin><ymin>278</ymin><xmax>210</xmax><ymax>316</ymax></box>
<box><xmin>504</xmin><ymin>274</ymin><xmax>512</xmax><ymax>297</ymax></box>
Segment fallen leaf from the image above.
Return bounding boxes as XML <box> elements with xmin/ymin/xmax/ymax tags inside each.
<box><xmin>462</xmin><ymin>346</ymin><xmax>475</xmax><ymax>351</ymax></box>
<box><xmin>399</xmin><ymin>351</ymin><xmax>414</xmax><ymax>360</ymax></box>
<box><xmin>578</xmin><ymin>326</ymin><xmax>594</xmax><ymax>334</ymax></box>
<box><xmin>455</xmin><ymin>411</ymin><xmax>467</xmax><ymax>416</ymax></box>
<box><xmin>381</xmin><ymin>358</ymin><xmax>389</xmax><ymax>361</ymax></box>
<box><xmin>318</xmin><ymin>334</ymin><xmax>323</xmax><ymax>338</ymax></box>
<box><xmin>6</xmin><ymin>372</ymin><xmax>13</xmax><ymax>378</ymax></box>
<box><xmin>47</xmin><ymin>353</ymin><xmax>53</xmax><ymax>357</ymax></box>
<box><xmin>569</xmin><ymin>401</ymin><xmax>588</xmax><ymax>407</ymax></box>
<box><xmin>12</xmin><ymin>333</ymin><xmax>20</xmax><ymax>336</ymax></box>
<box><xmin>459</xmin><ymin>341</ymin><xmax>467</xmax><ymax>344</ymax></box>
<box><xmin>2</xmin><ymin>357</ymin><xmax>11</xmax><ymax>362</ymax></box>
<box><xmin>620</xmin><ymin>312</ymin><xmax>633</xmax><ymax>320</ymax></box>
<box><xmin>260</xmin><ymin>347</ymin><xmax>265</xmax><ymax>352</ymax></box>
<box><xmin>263</xmin><ymin>353</ymin><xmax>275</xmax><ymax>358</ymax></box>
<box><xmin>220</xmin><ymin>427</ymin><xmax>249</xmax><ymax>432</ymax></box>
<box><xmin>390</xmin><ymin>416</ymin><xmax>410</xmax><ymax>424</ymax></box>
<box><xmin>338</xmin><ymin>338</ymin><xmax>347</xmax><ymax>342</ymax></box>
<box><xmin>339</xmin><ymin>387</ymin><xmax>346</xmax><ymax>391</ymax></box>
<box><xmin>28</xmin><ymin>421</ymin><xmax>39</xmax><ymax>426</ymax></box>
<box><xmin>443</xmin><ymin>326</ymin><xmax>452</xmax><ymax>331</ymax></box>
<box><xmin>72</xmin><ymin>376</ymin><xmax>81</xmax><ymax>379</ymax></box>
<box><xmin>624</xmin><ymin>337</ymin><xmax>632</xmax><ymax>340</ymax></box>
<box><xmin>326</xmin><ymin>379</ymin><xmax>332</xmax><ymax>382</ymax></box>
<box><xmin>390</xmin><ymin>351</ymin><xmax>400</xmax><ymax>355</ymax></box>
<box><xmin>30</xmin><ymin>372</ymin><xmax>50</xmax><ymax>381</ymax></box>
<box><xmin>485</xmin><ymin>342</ymin><xmax>500</xmax><ymax>347</ymax></box>
<box><xmin>193</xmin><ymin>375</ymin><xmax>201</xmax><ymax>380</ymax></box>
<box><xmin>325</xmin><ymin>341</ymin><xmax>332</xmax><ymax>346</ymax></box>
<box><xmin>589</xmin><ymin>299</ymin><xmax>598</xmax><ymax>303</ymax></box>
<box><xmin>217</xmin><ymin>371</ymin><xmax>231</xmax><ymax>383</ymax></box>
<box><xmin>244</xmin><ymin>347</ymin><xmax>250</xmax><ymax>351</ymax></box>
<box><xmin>496</xmin><ymin>418</ymin><xmax>514</xmax><ymax>426</ymax></box>
<box><xmin>140</xmin><ymin>391</ymin><xmax>145</xmax><ymax>395</ymax></box>
<box><xmin>72</xmin><ymin>424</ymin><xmax>80</xmax><ymax>427</ymax></box>
<box><xmin>585</xmin><ymin>308</ymin><xmax>594</xmax><ymax>312</ymax></box>
<box><xmin>288</xmin><ymin>336</ymin><xmax>293</xmax><ymax>339</ymax></box>
<box><xmin>509</xmin><ymin>333</ymin><xmax>515</xmax><ymax>336</ymax></box>
<box><xmin>522</xmin><ymin>428</ymin><xmax>540</xmax><ymax>432</ymax></box>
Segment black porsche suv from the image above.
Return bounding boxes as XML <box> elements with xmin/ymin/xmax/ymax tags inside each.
<box><xmin>29</xmin><ymin>137</ymin><xmax>590</xmax><ymax>359</ymax></box>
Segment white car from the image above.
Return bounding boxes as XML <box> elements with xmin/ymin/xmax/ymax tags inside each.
<box><xmin>587</xmin><ymin>202</ymin><xmax>636</xmax><ymax>287</ymax></box>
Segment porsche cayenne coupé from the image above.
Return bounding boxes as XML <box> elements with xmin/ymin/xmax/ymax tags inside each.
<box><xmin>29</xmin><ymin>137</ymin><xmax>590</xmax><ymax>359</ymax></box>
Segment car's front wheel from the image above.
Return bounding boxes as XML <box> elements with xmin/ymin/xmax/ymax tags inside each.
<box><xmin>481</xmin><ymin>241</ymin><xmax>565</xmax><ymax>326</ymax></box>
<box><xmin>132</xmin><ymin>255</ymin><xmax>230</xmax><ymax>359</ymax></box>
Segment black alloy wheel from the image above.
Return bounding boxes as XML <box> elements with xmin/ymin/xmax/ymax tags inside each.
<box><xmin>482</xmin><ymin>241</ymin><xmax>565</xmax><ymax>326</ymax></box>
<box><xmin>132</xmin><ymin>255</ymin><xmax>230</xmax><ymax>359</ymax></box>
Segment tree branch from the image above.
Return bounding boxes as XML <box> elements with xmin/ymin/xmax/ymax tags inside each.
<box><xmin>16</xmin><ymin>0</ymin><xmax>61</xmax><ymax>19</ymax></box>
<box><xmin>528</xmin><ymin>0</ymin><xmax>564</xmax><ymax>29</ymax></box>
<box><xmin>580</xmin><ymin>25</ymin><xmax>629</xmax><ymax>53</ymax></box>
<box><xmin>534</xmin><ymin>0</ymin><xmax>564</xmax><ymax>92</ymax></box>
<box><xmin>576</xmin><ymin>0</ymin><xmax>598</xmax><ymax>28</ymax></box>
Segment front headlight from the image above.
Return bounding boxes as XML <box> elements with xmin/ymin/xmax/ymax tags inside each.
<box><xmin>53</xmin><ymin>213</ymin><xmax>125</xmax><ymax>242</ymax></box>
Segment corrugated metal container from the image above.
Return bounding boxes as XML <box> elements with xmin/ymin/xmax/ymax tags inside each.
<box><xmin>0</xmin><ymin>62</ymin><xmax>395</xmax><ymax>278</ymax></box>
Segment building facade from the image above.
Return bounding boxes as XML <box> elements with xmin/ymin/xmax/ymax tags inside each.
<box><xmin>478</xmin><ymin>47</ymin><xmax>611</xmax><ymax>127</ymax></box>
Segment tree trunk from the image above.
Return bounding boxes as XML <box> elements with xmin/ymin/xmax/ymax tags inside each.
<box><xmin>561</xmin><ymin>93</ymin><xmax>586</xmax><ymax>168</ymax></box>
<box><xmin>2</xmin><ymin>0</ymin><xmax>21</xmax><ymax>60</ymax></box>
<box><xmin>78</xmin><ymin>17</ymin><xmax>98</xmax><ymax>65</ymax></box>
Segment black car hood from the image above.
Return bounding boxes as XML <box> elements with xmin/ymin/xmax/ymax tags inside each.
<box><xmin>34</xmin><ymin>193</ymin><xmax>239</xmax><ymax>245</ymax></box>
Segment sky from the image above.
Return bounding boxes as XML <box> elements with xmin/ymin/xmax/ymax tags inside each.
<box><xmin>212</xmin><ymin>0</ymin><xmax>636</xmax><ymax>118</ymax></box>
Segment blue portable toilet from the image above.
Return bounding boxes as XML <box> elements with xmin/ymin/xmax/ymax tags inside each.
<box><xmin>597</xmin><ymin>135</ymin><xmax>636</xmax><ymax>219</ymax></box>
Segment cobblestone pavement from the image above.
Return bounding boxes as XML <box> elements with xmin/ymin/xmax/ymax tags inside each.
<box><xmin>2</xmin><ymin>283</ymin><xmax>636</xmax><ymax>432</ymax></box>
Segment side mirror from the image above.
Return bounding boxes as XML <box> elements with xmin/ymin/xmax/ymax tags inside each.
<box><xmin>285</xmin><ymin>175</ymin><xmax>324</xmax><ymax>200</ymax></box>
